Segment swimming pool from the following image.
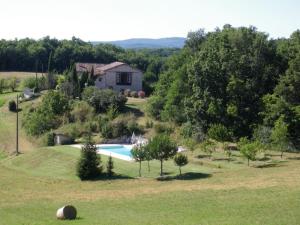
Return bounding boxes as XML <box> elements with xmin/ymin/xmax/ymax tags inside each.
<box><xmin>97</xmin><ymin>144</ymin><xmax>133</xmax><ymax>161</ymax></box>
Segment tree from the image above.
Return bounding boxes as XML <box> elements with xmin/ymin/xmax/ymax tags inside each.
<box><xmin>184</xmin><ymin>138</ymin><xmax>198</xmax><ymax>155</ymax></box>
<box><xmin>46</xmin><ymin>51</ymin><xmax>55</xmax><ymax>89</ymax></box>
<box><xmin>68</xmin><ymin>66</ymin><xmax>80</xmax><ymax>98</ymax></box>
<box><xmin>147</xmin><ymin>135</ymin><xmax>177</xmax><ymax>176</ymax></box>
<box><xmin>238</xmin><ymin>138</ymin><xmax>259</xmax><ymax>166</ymax></box>
<box><xmin>106</xmin><ymin>155</ymin><xmax>114</xmax><ymax>178</ymax></box>
<box><xmin>0</xmin><ymin>79</ymin><xmax>6</xmax><ymax>93</ymax></box>
<box><xmin>201</xmin><ymin>139</ymin><xmax>216</xmax><ymax>159</ymax></box>
<box><xmin>77</xmin><ymin>137</ymin><xmax>102</xmax><ymax>180</ymax></box>
<box><xmin>41</xmin><ymin>91</ymin><xmax>69</xmax><ymax>115</ymax></box>
<box><xmin>271</xmin><ymin>116</ymin><xmax>289</xmax><ymax>158</ymax></box>
<box><xmin>7</xmin><ymin>77</ymin><xmax>17</xmax><ymax>92</ymax></box>
<box><xmin>174</xmin><ymin>153</ymin><xmax>188</xmax><ymax>176</ymax></box>
<box><xmin>207</xmin><ymin>124</ymin><xmax>231</xmax><ymax>142</ymax></box>
<box><xmin>131</xmin><ymin>144</ymin><xmax>146</xmax><ymax>177</ymax></box>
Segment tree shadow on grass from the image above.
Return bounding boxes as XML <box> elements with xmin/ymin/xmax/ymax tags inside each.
<box><xmin>287</xmin><ymin>156</ymin><xmax>300</xmax><ymax>160</ymax></box>
<box><xmin>254</xmin><ymin>162</ymin><xmax>286</xmax><ymax>168</ymax></box>
<box><xmin>123</xmin><ymin>105</ymin><xmax>144</xmax><ymax>118</ymax></box>
<box><xmin>196</xmin><ymin>154</ymin><xmax>211</xmax><ymax>159</ymax></box>
<box><xmin>156</xmin><ymin>172</ymin><xmax>212</xmax><ymax>181</ymax></box>
<box><xmin>212</xmin><ymin>157</ymin><xmax>232</xmax><ymax>162</ymax></box>
<box><xmin>88</xmin><ymin>173</ymin><xmax>134</xmax><ymax>181</ymax></box>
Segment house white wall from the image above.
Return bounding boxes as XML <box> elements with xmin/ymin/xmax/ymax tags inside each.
<box><xmin>95</xmin><ymin>64</ymin><xmax>143</xmax><ymax>92</ymax></box>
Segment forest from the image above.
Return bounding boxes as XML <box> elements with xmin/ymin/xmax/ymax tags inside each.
<box><xmin>147</xmin><ymin>25</ymin><xmax>300</xmax><ymax>147</ymax></box>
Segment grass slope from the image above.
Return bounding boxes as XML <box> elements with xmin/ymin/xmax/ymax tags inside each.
<box><xmin>0</xmin><ymin>92</ymin><xmax>36</xmax><ymax>154</ymax></box>
<box><xmin>0</xmin><ymin>146</ymin><xmax>300</xmax><ymax>225</ymax></box>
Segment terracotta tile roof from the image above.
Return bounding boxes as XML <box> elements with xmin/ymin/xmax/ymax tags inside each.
<box><xmin>75</xmin><ymin>61</ymin><xmax>141</xmax><ymax>76</ymax></box>
<box><xmin>99</xmin><ymin>62</ymin><xmax>125</xmax><ymax>72</ymax></box>
<box><xmin>75</xmin><ymin>63</ymin><xmax>105</xmax><ymax>75</ymax></box>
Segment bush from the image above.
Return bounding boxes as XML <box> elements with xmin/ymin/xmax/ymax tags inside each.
<box><xmin>8</xmin><ymin>100</ymin><xmax>17</xmax><ymax>112</ymax></box>
<box><xmin>238</xmin><ymin>139</ymin><xmax>259</xmax><ymax>166</ymax></box>
<box><xmin>207</xmin><ymin>124</ymin><xmax>232</xmax><ymax>142</ymax></box>
<box><xmin>0</xmin><ymin>78</ymin><xmax>7</xmax><ymax>93</ymax></box>
<box><xmin>41</xmin><ymin>91</ymin><xmax>69</xmax><ymax>115</ymax></box>
<box><xmin>145</xmin><ymin>120</ymin><xmax>154</xmax><ymax>128</ymax></box>
<box><xmin>101</xmin><ymin>122</ymin><xmax>113</xmax><ymax>139</ymax></box>
<box><xmin>138</xmin><ymin>91</ymin><xmax>145</xmax><ymax>98</ymax></box>
<box><xmin>146</xmin><ymin>95</ymin><xmax>165</xmax><ymax>119</ymax></box>
<box><xmin>42</xmin><ymin>132</ymin><xmax>55</xmax><ymax>146</ymax></box>
<box><xmin>22</xmin><ymin>107</ymin><xmax>59</xmax><ymax>136</ymax></box>
<box><xmin>82</xmin><ymin>87</ymin><xmax>127</xmax><ymax>113</ymax></box>
<box><xmin>127</xmin><ymin>120</ymin><xmax>142</xmax><ymax>134</ymax></box>
<box><xmin>70</xmin><ymin>101</ymin><xmax>94</xmax><ymax>123</ymax></box>
<box><xmin>21</xmin><ymin>77</ymin><xmax>47</xmax><ymax>90</ymax></box>
<box><xmin>111</xmin><ymin>119</ymin><xmax>127</xmax><ymax>138</ymax></box>
<box><xmin>106</xmin><ymin>155</ymin><xmax>114</xmax><ymax>178</ymax></box>
<box><xmin>124</xmin><ymin>89</ymin><xmax>131</xmax><ymax>97</ymax></box>
<box><xmin>154</xmin><ymin>123</ymin><xmax>173</xmax><ymax>134</ymax></box>
<box><xmin>130</xmin><ymin>91</ymin><xmax>138</xmax><ymax>98</ymax></box>
<box><xmin>77</xmin><ymin>138</ymin><xmax>102</xmax><ymax>180</ymax></box>
<box><xmin>174</xmin><ymin>153</ymin><xmax>188</xmax><ymax>175</ymax></box>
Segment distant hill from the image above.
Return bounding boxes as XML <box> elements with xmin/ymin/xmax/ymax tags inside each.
<box><xmin>93</xmin><ymin>37</ymin><xmax>186</xmax><ymax>49</ymax></box>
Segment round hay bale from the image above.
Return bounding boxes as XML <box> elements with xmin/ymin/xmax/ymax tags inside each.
<box><xmin>56</xmin><ymin>205</ymin><xmax>77</xmax><ymax>220</ymax></box>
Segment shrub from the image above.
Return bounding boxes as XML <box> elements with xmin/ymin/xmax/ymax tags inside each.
<box><xmin>41</xmin><ymin>91</ymin><xmax>69</xmax><ymax>115</ymax></box>
<box><xmin>106</xmin><ymin>105</ymin><xmax>119</xmax><ymax>120</ymax></box>
<box><xmin>111</xmin><ymin>118</ymin><xmax>127</xmax><ymax>138</ymax></box>
<box><xmin>130</xmin><ymin>91</ymin><xmax>138</xmax><ymax>98</ymax></box>
<box><xmin>207</xmin><ymin>124</ymin><xmax>231</xmax><ymax>142</ymax></box>
<box><xmin>82</xmin><ymin>87</ymin><xmax>127</xmax><ymax>113</ymax></box>
<box><xmin>146</xmin><ymin>95</ymin><xmax>165</xmax><ymax>119</ymax></box>
<box><xmin>124</xmin><ymin>89</ymin><xmax>131</xmax><ymax>97</ymax></box>
<box><xmin>42</xmin><ymin>132</ymin><xmax>55</xmax><ymax>146</ymax></box>
<box><xmin>70</xmin><ymin>101</ymin><xmax>94</xmax><ymax>123</ymax></box>
<box><xmin>138</xmin><ymin>91</ymin><xmax>145</xmax><ymax>98</ymax></box>
<box><xmin>145</xmin><ymin>120</ymin><xmax>154</xmax><ymax>128</ymax></box>
<box><xmin>8</xmin><ymin>100</ymin><xmax>17</xmax><ymax>112</ymax></box>
<box><xmin>22</xmin><ymin>107</ymin><xmax>59</xmax><ymax>136</ymax></box>
<box><xmin>7</xmin><ymin>77</ymin><xmax>17</xmax><ymax>92</ymax></box>
<box><xmin>0</xmin><ymin>78</ymin><xmax>7</xmax><ymax>93</ymax></box>
<box><xmin>127</xmin><ymin>120</ymin><xmax>142</xmax><ymax>134</ymax></box>
<box><xmin>174</xmin><ymin>153</ymin><xmax>188</xmax><ymax>175</ymax></box>
<box><xmin>201</xmin><ymin>139</ymin><xmax>216</xmax><ymax>159</ymax></box>
<box><xmin>106</xmin><ymin>155</ymin><xmax>114</xmax><ymax>178</ymax></box>
<box><xmin>77</xmin><ymin>137</ymin><xmax>102</xmax><ymax>180</ymax></box>
<box><xmin>100</xmin><ymin>122</ymin><xmax>113</xmax><ymax>139</ymax></box>
<box><xmin>154</xmin><ymin>123</ymin><xmax>173</xmax><ymax>134</ymax></box>
<box><xmin>21</xmin><ymin>77</ymin><xmax>46</xmax><ymax>90</ymax></box>
<box><xmin>239</xmin><ymin>140</ymin><xmax>259</xmax><ymax>166</ymax></box>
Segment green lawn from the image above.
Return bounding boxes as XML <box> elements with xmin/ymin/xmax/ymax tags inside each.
<box><xmin>0</xmin><ymin>146</ymin><xmax>300</xmax><ymax>225</ymax></box>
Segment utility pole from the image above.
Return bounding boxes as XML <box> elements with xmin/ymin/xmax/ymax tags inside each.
<box><xmin>16</xmin><ymin>94</ymin><xmax>19</xmax><ymax>155</ymax></box>
<box><xmin>35</xmin><ymin>60</ymin><xmax>38</xmax><ymax>91</ymax></box>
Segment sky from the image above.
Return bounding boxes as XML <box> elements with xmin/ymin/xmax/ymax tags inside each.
<box><xmin>0</xmin><ymin>0</ymin><xmax>299</xmax><ymax>41</ymax></box>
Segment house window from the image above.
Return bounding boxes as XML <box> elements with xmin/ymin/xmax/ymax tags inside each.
<box><xmin>116</xmin><ymin>72</ymin><xmax>132</xmax><ymax>85</ymax></box>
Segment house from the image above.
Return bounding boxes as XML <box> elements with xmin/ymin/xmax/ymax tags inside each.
<box><xmin>75</xmin><ymin>61</ymin><xmax>143</xmax><ymax>92</ymax></box>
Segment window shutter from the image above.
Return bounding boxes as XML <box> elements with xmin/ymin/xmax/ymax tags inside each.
<box><xmin>116</xmin><ymin>73</ymin><xmax>120</xmax><ymax>84</ymax></box>
<box><xmin>128</xmin><ymin>73</ymin><xmax>132</xmax><ymax>84</ymax></box>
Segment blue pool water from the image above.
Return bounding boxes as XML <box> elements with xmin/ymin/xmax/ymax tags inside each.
<box><xmin>97</xmin><ymin>145</ymin><xmax>132</xmax><ymax>157</ymax></box>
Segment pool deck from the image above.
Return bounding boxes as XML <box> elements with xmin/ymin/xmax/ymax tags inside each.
<box><xmin>71</xmin><ymin>144</ymin><xmax>134</xmax><ymax>161</ymax></box>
